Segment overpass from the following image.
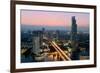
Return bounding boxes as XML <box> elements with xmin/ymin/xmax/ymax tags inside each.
<box><xmin>49</xmin><ymin>40</ymin><xmax>71</xmax><ymax>61</ymax></box>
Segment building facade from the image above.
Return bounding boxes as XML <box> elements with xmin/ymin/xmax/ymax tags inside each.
<box><xmin>70</xmin><ymin>16</ymin><xmax>77</xmax><ymax>50</ymax></box>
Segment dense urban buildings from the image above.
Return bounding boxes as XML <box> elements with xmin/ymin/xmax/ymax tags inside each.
<box><xmin>21</xmin><ymin>16</ymin><xmax>89</xmax><ymax>63</ymax></box>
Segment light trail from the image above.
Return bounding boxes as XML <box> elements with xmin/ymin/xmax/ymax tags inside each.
<box><xmin>52</xmin><ymin>41</ymin><xmax>71</xmax><ymax>61</ymax></box>
<box><xmin>50</xmin><ymin>42</ymin><xmax>66</xmax><ymax>61</ymax></box>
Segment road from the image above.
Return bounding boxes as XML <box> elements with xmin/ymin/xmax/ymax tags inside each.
<box><xmin>49</xmin><ymin>40</ymin><xmax>71</xmax><ymax>61</ymax></box>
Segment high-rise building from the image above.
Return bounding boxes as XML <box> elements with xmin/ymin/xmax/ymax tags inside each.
<box><xmin>70</xmin><ymin>16</ymin><xmax>77</xmax><ymax>49</ymax></box>
<box><xmin>32</xmin><ymin>36</ymin><xmax>41</xmax><ymax>55</ymax></box>
<box><xmin>42</xmin><ymin>27</ymin><xmax>45</xmax><ymax>34</ymax></box>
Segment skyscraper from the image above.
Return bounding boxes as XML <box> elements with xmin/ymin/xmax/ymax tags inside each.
<box><xmin>70</xmin><ymin>16</ymin><xmax>77</xmax><ymax>49</ymax></box>
<box><xmin>32</xmin><ymin>36</ymin><xmax>41</xmax><ymax>55</ymax></box>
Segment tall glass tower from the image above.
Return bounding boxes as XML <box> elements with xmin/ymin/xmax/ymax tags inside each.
<box><xmin>71</xmin><ymin>16</ymin><xmax>77</xmax><ymax>49</ymax></box>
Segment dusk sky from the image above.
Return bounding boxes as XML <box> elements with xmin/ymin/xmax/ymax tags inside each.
<box><xmin>21</xmin><ymin>10</ymin><xmax>90</xmax><ymax>28</ymax></box>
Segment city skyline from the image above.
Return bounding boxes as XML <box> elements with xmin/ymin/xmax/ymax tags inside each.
<box><xmin>21</xmin><ymin>24</ymin><xmax>89</xmax><ymax>32</ymax></box>
<box><xmin>21</xmin><ymin>10</ymin><xmax>90</xmax><ymax>28</ymax></box>
<box><xmin>21</xmin><ymin>16</ymin><xmax>90</xmax><ymax>63</ymax></box>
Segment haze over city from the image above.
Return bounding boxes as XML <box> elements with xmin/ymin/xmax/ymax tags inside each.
<box><xmin>21</xmin><ymin>10</ymin><xmax>89</xmax><ymax>32</ymax></box>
